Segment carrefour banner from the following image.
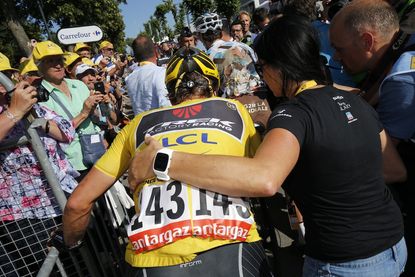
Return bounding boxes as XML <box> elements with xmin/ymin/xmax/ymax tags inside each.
<box><xmin>57</xmin><ymin>25</ymin><xmax>103</xmax><ymax>45</ymax></box>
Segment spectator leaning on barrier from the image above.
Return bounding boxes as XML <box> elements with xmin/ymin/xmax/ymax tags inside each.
<box><xmin>33</xmin><ymin>40</ymin><xmax>106</xmax><ymax>181</ymax></box>
<box><xmin>0</xmin><ymin>53</ymin><xmax>78</xmax><ymax>276</ymax></box>
<box><xmin>73</xmin><ymin>42</ymin><xmax>92</xmax><ymax>59</ymax></box>
<box><xmin>330</xmin><ymin>1</ymin><xmax>415</xmax><ymax>275</ymax></box>
<box><xmin>125</xmin><ymin>35</ymin><xmax>171</xmax><ymax>115</ymax></box>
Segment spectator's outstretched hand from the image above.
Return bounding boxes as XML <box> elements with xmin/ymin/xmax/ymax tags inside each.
<box><xmin>128</xmin><ymin>134</ymin><xmax>162</xmax><ymax>192</ymax></box>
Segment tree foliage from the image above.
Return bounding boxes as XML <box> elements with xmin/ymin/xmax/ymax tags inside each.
<box><xmin>183</xmin><ymin>0</ymin><xmax>215</xmax><ymax>20</ymax></box>
<box><xmin>214</xmin><ymin>0</ymin><xmax>240</xmax><ymax>21</ymax></box>
<box><xmin>175</xmin><ymin>3</ymin><xmax>186</xmax><ymax>33</ymax></box>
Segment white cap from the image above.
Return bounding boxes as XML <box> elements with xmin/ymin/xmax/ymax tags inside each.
<box><xmin>75</xmin><ymin>63</ymin><xmax>97</xmax><ymax>77</ymax></box>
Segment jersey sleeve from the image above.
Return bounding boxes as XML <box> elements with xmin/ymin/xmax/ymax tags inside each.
<box><xmin>94</xmin><ymin>115</ymin><xmax>142</xmax><ymax>179</ymax></box>
<box><xmin>267</xmin><ymin>102</ymin><xmax>308</xmax><ymax>146</ymax></box>
<box><xmin>377</xmin><ymin>74</ymin><xmax>415</xmax><ymax>139</ymax></box>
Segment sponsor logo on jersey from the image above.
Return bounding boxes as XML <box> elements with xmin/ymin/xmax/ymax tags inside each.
<box><xmin>345</xmin><ymin>111</ymin><xmax>358</xmax><ymax>123</ymax></box>
<box><xmin>135</xmin><ymin>99</ymin><xmax>244</xmax><ymax>148</ymax></box>
<box><xmin>172</xmin><ymin>104</ymin><xmax>203</xmax><ymax>119</ymax></box>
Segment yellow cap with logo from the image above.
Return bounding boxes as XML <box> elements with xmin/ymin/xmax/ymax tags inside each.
<box><xmin>32</xmin><ymin>40</ymin><xmax>64</xmax><ymax>61</ymax></box>
<box><xmin>74</xmin><ymin>42</ymin><xmax>91</xmax><ymax>53</ymax></box>
<box><xmin>63</xmin><ymin>52</ymin><xmax>82</xmax><ymax>68</ymax></box>
<box><xmin>99</xmin><ymin>40</ymin><xmax>113</xmax><ymax>50</ymax></box>
<box><xmin>0</xmin><ymin>52</ymin><xmax>18</xmax><ymax>72</ymax></box>
<box><xmin>19</xmin><ymin>58</ymin><xmax>38</xmax><ymax>75</ymax></box>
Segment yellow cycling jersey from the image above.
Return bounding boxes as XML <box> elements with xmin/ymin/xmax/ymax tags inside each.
<box><xmin>95</xmin><ymin>97</ymin><xmax>262</xmax><ymax>267</ymax></box>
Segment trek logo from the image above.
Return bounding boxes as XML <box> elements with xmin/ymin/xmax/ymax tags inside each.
<box><xmin>172</xmin><ymin>104</ymin><xmax>202</xmax><ymax>119</ymax></box>
<box><xmin>162</xmin><ymin>133</ymin><xmax>217</xmax><ymax>147</ymax></box>
<box><xmin>145</xmin><ymin>118</ymin><xmax>235</xmax><ymax>134</ymax></box>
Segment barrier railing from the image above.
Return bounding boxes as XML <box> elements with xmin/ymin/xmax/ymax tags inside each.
<box><xmin>0</xmin><ymin>71</ymin><xmax>132</xmax><ymax>276</ymax></box>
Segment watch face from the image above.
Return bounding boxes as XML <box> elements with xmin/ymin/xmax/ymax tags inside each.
<box><xmin>154</xmin><ymin>152</ymin><xmax>169</xmax><ymax>171</ymax></box>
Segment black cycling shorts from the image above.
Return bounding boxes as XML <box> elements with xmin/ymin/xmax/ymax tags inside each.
<box><xmin>125</xmin><ymin>241</ymin><xmax>274</xmax><ymax>277</ymax></box>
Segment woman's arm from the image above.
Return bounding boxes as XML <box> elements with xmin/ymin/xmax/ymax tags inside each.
<box><xmin>129</xmin><ymin>128</ymin><xmax>300</xmax><ymax>197</ymax></box>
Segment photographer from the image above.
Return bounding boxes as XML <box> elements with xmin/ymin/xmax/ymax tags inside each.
<box><xmin>76</xmin><ymin>63</ymin><xmax>121</xmax><ymax>144</ymax></box>
<box><xmin>33</xmin><ymin>40</ymin><xmax>106</xmax><ymax>181</ymax></box>
<box><xmin>0</xmin><ymin>58</ymin><xmax>79</xmax><ymax>275</ymax></box>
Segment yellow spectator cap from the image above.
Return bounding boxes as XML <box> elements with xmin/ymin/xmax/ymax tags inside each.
<box><xmin>81</xmin><ymin>57</ymin><xmax>95</xmax><ymax>66</ymax></box>
<box><xmin>0</xmin><ymin>52</ymin><xmax>18</xmax><ymax>72</ymax></box>
<box><xmin>74</xmin><ymin>42</ymin><xmax>91</xmax><ymax>53</ymax></box>
<box><xmin>99</xmin><ymin>40</ymin><xmax>113</xmax><ymax>50</ymax></box>
<box><xmin>63</xmin><ymin>52</ymin><xmax>82</xmax><ymax>68</ymax></box>
<box><xmin>19</xmin><ymin>58</ymin><xmax>38</xmax><ymax>75</ymax></box>
<box><xmin>32</xmin><ymin>40</ymin><xmax>64</xmax><ymax>61</ymax></box>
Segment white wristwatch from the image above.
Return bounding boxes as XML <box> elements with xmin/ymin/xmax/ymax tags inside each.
<box><xmin>153</xmin><ymin>148</ymin><xmax>174</xmax><ymax>181</ymax></box>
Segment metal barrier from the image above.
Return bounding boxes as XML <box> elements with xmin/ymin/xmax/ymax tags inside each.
<box><xmin>0</xmin><ymin>117</ymin><xmax>132</xmax><ymax>276</ymax></box>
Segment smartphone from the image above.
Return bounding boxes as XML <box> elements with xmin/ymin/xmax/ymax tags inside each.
<box><xmin>94</xmin><ymin>81</ymin><xmax>105</xmax><ymax>94</ymax></box>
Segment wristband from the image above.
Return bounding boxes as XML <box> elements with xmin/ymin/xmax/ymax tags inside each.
<box><xmin>5</xmin><ymin>110</ymin><xmax>18</xmax><ymax>123</ymax></box>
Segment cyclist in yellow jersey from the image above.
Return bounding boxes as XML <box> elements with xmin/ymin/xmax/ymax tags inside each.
<box><xmin>63</xmin><ymin>47</ymin><xmax>273</xmax><ymax>276</ymax></box>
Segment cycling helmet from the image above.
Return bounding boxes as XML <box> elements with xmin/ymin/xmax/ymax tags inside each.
<box><xmin>194</xmin><ymin>13</ymin><xmax>223</xmax><ymax>34</ymax></box>
<box><xmin>165</xmin><ymin>47</ymin><xmax>220</xmax><ymax>95</ymax></box>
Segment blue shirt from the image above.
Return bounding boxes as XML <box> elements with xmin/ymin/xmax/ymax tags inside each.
<box><xmin>377</xmin><ymin>50</ymin><xmax>415</xmax><ymax>140</ymax></box>
<box><xmin>125</xmin><ymin>62</ymin><xmax>171</xmax><ymax>115</ymax></box>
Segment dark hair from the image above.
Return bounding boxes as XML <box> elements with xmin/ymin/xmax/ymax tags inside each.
<box><xmin>252</xmin><ymin>8</ymin><xmax>270</xmax><ymax>25</ymax></box>
<box><xmin>180</xmin><ymin>27</ymin><xmax>193</xmax><ymax>38</ymax></box>
<box><xmin>168</xmin><ymin>71</ymin><xmax>213</xmax><ymax>105</ymax></box>
<box><xmin>231</xmin><ymin>19</ymin><xmax>243</xmax><ymax>29</ymax></box>
<box><xmin>200</xmin><ymin>30</ymin><xmax>222</xmax><ymax>44</ymax></box>
<box><xmin>221</xmin><ymin>18</ymin><xmax>231</xmax><ymax>35</ymax></box>
<box><xmin>327</xmin><ymin>0</ymin><xmax>349</xmax><ymax>21</ymax></box>
<box><xmin>253</xmin><ymin>15</ymin><xmax>327</xmax><ymax>95</ymax></box>
<box><xmin>283</xmin><ymin>0</ymin><xmax>318</xmax><ymax>21</ymax></box>
<box><xmin>132</xmin><ymin>35</ymin><xmax>155</xmax><ymax>62</ymax></box>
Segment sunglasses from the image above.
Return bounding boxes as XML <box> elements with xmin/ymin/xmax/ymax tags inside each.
<box><xmin>104</xmin><ymin>48</ymin><xmax>114</xmax><ymax>51</ymax></box>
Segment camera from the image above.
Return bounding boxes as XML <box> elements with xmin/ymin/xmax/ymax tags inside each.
<box><xmin>7</xmin><ymin>83</ymin><xmax>50</xmax><ymax>103</ymax></box>
<box><xmin>36</xmin><ymin>84</ymin><xmax>50</xmax><ymax>102</ymax></box>
<box><xmin>94</xmin><ymin>81</ymin><xmax>105</xmax><ymax>94</ymax></box>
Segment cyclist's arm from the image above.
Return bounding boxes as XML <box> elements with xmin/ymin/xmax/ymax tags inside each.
<box><xmin>63</xmin><ymin>168</ymin><xmax>116</xmax><ymax>247</ymax></box>
<box><xmin>129</xmin><ymin>128</ymin><xmax>300</xmax><ymax>197</ymax></box>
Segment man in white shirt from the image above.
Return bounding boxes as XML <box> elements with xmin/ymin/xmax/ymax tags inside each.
<box><xmin>125</xmin><ymin>35</ymin><xmax>171</xmax><ymax>115</ymax></box>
